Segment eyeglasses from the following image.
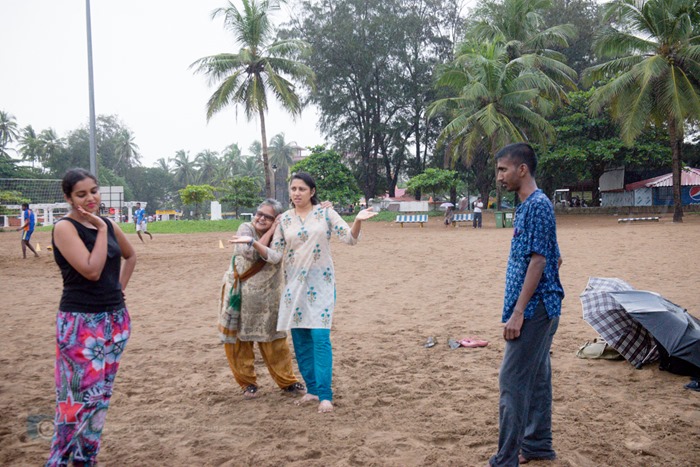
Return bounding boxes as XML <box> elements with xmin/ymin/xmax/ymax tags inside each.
<box><xmin>255</xmin><ymin>211</ymin><xmax>276</xmax><ymax>222</ymax></box>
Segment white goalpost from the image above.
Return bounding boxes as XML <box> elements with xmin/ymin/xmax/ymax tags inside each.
<box><xmin>0</xmin><ymin>179</ymin><xmax>130</xmax><ymax>227</ymax></box>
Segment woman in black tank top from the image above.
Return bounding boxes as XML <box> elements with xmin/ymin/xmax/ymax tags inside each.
<box><xmin>47</xmin><ymin>169</ymin><xmax>136</xmax><ymax>467</ymax></box>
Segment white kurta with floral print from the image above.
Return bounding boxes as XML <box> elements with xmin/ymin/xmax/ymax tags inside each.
<box><xmin>265</xmin><ymin>206</ymin><xmax>357</xmax><ymax>331</ymax></box>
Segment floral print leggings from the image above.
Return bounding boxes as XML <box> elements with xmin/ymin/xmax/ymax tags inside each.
<box><xmin>46</xmin><ymin>308</ymin><xmax>130</xmax><ymax>467</ymax></box>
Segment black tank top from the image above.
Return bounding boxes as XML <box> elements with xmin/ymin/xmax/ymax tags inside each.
<box><xmin>52</xmin><ymin>217</ymin><xmax>125</xmax><ymax>313</ymax></box>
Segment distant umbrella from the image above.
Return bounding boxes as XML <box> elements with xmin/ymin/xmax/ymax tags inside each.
<box><xmin>440</xmin><ymin>202</ymin><xmax>454</xmax><ymax>208</ymax></box>
<box><xmin>580</xmin><ymin>277</ymin><xmax>658</xmax><ymax>368</ymax></box>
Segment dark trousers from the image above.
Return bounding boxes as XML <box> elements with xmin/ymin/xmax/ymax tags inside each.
<box><xmin>473</xmin><ymin>212</ymin><xmax>482</xmax><ymax>228</ymax></box>
<box><xmin>490</xmin><ymin>302</ymin><xmax>559</xmax><ymax>466</ymax></box>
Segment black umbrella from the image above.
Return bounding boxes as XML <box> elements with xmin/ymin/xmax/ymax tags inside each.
<box><xmin>609</xmin><ymin>290</ymin><xmax>700</xmax><ymax>369</ymax></box>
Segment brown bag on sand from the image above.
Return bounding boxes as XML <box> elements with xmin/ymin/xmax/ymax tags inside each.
<box><xmin>576</xmin><ymin>338</ymin><xmax>624</xmax><ymax>360</ymax></box>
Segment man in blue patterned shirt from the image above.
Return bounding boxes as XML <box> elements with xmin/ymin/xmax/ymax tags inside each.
<box><xmin>489</xmin><ymin>143</ymin><xmax>564</xmax><ymax>467</ymax></box>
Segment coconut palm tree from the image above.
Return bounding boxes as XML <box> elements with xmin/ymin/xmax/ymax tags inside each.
<box><xmin>115</xmin><ymin>129</ymin><xmax>141</xmax><ymax>176</ymax></box>
<box><xmin>37</xmin><ymin>128</ymin><xmax>63</xmax><ymax>169</ymax></box>
<box><xmin>19</xmin><ymin>125</ymin><xmax>41</xmax><ymax>168</ymax></box>
<box><xmin>171</xmin><ymin>150</ymin><xmax>199</xmax><ymax>187</ymax></box>
<box><xmin>195</xmin><ymin>149</ymin><xmax>221</xmax><ymax>185</ymax></box>
<box><xmin>584</xmin><ymin>0</ymin><xmax>700</xmax><ymax>223</ymax></box>
<box><xmin>0</xmin><ymin>110</ymin><xmax>20</xmax><ymax>158</ymax></box>
<box><xmin>429</xmin><ymin>39</ymin><xmax>576</xmax><ymax>208</ymax></box>
<box><xmin>221</xmin><ymin>143</ymin><xmax>243</xmax><ymax>178</ymax></box>
<box><xmin>237</xmin><ymin>155</ymin><xmax>265</xmax><ymax>185</ymax></box>
<box><xmin>268</xmin><ymin>132</ymin><xmax>295</xmax><ymax>171</ymax></box>
<box><xmin>191</xmin><ymin>0</ymin><xmax>315</xmax><ymax>197</ymax></box>
<box><xmin>155</xmin><ymin>157</ymin><xmax>170</xmax><ymax>172</ymax></box>
<box><xmin>470</xmin><ymin>0</ymin><xmax>577</xmax><ymax>60</ymax></box>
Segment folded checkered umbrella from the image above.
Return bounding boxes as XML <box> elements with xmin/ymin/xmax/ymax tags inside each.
<box><xmin>579</xmin><ymin>277</ymin><xmax>658</xmax><ymax>368</ymax></box>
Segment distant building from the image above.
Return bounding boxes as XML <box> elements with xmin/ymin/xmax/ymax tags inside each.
<box><xmin>600</xmin><ymin>167</ymin><xmax>700</xmax><ymax>207</ymax></box>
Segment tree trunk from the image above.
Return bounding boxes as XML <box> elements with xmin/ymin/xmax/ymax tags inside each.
<box><xmin>669</xmin><ymin>118</ymin><xmax>683</xmax><ymax>223</ymax></box>
<box><xmin>259</xmin><ymin>109</ymin><xmax>272</xmax><ymax>198</ymax></box>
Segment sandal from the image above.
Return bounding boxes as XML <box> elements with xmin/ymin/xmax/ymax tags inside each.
<box><xmin>283</xmin><ymin>382</ymin><xmax>306</xmax><ymax>394</ymax></box>
<box><xmin>685</xmin><ymin>380</ymin><xmax>700</xmax><ymax>392</ymax></box>
<box><xmin>243</xmin><ymin>385</ymin><xmax>258</xmax><ymax>398</ymax></box>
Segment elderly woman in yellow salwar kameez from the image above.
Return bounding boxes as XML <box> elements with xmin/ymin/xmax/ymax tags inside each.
<box><xmin>219</xmin><ymin>199</ymin><xmax>305</xmax><ymax>398</ymax></box>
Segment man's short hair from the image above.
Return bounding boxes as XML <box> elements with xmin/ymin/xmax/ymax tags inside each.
<box><xmin>495</xmin><ymin>143</ymin><xmax>537</xmax><ymax>176</ymax></box>
<box><xmin>21</xmin><ymin>203</ymin><xmax>29</xmax><ymax>209</ymax></box>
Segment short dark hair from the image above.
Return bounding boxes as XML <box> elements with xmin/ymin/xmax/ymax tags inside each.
<box><xmin>21</xmin><ymin>203</ymin><xmax>29</xmax><ymax>209</ymax></box>
<box><xmin>290</xmin><ymin>172</ymin><xmax>319</xmax><ymax>205</ymax></box>
<box><xmin>495</xmin><ymin>143</ymin><xmax>537</xmax><ymax>176</ymax></box>
<box><xmin>62</xmin><ymin>168</ymin><xmax>98</xmax><ymax>197</ymax></box>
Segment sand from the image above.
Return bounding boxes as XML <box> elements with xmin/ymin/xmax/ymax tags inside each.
<box><xmin>1</xmin><ymin>214</ymin><xmax>699</xmax><ymax>466</ymax></box>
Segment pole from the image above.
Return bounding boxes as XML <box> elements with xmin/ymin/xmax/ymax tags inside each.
<box><xmin>85</xmin><ymin>0</ymin><xmax>97</xmax><ymax>178</ymax></box>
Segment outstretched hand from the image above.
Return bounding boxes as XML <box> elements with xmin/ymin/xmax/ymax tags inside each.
<box><xmin>355</xmin><ymin>208</ymin><xmax>378</xmax><ymax>221</ymax></box>
<box><xmin>228</xmin><ymin>235</ymin><xmax>253</xmax><ymax>244</ymax></box>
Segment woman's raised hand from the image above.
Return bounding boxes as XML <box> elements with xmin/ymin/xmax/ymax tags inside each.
<box><xmin>76</xmin><ymin>206</ymin><xmax>107</xmax><ymax>229</ymax></box>
<box><xmin>355</xmin><ymin>208</ymin><xmax>378</xmax><ymax>221</ymax></box>
<box><xmin>228</xmin><ymin>235</ymin><xmax>254</xmax><ymax>244</ymax></box>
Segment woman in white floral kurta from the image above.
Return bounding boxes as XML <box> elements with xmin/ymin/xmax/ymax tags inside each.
<box><xmin>231</xmin><ymin>173</ymin><xmax>376</xmax><ymax>413</ymax></box>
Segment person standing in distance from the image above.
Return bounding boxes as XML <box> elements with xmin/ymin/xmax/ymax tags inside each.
<box><xmin>473</xmin><ymin>197</ymin><xmax>483</xmax><ymax>229</ymax></box>
<box><xmin>489</xmin><ymin>143</ymin><xmax>564</xmax><ymax>467</ymax></box>
<box><xmin>133</xmin><ymin>202</ymin><xmax>153</xmax><ymax>243</ymax></box>
<box><xmin>17</xmin><ymin>203</ymin><xmax>39</xmax><ymax>258</ymax></box>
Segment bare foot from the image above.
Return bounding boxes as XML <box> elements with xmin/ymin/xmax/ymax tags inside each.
<box><xmin>519</xmin><ymin>454</ymin><xmax>530</xmax><ymax>464</ymax></box>
<box><xmin>318</xmin><ymin>400</ymin><xmax>334</xmax><ymax>413</ymax></box>
<box><xmin>294</xmin><ymin>393</ymin><xmax>319</xmax><ymax>406</ymax></box>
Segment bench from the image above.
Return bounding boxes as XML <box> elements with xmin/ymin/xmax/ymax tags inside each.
<box><xmin>396</xmin><ymin>214</ymin><xmax>428</xmax><ymax>228</ymax></box>
<box><xmin>452</xmin><ymin>213</ymin><xmax>474</xmax><ymax>227</ymax></box>
<box><xmin>617</xmin><ymin>217</ymin><xmax>660</xmax><ymax>223</ymax></box>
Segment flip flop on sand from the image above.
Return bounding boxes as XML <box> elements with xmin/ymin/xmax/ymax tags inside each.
<box><xmin>448</xmin><ymin>338</ymin><xmax>461</xmax><ymax>350</ymax></box>
<box><xmin>685</xmin><ymin>380</ymin><xmax>700</xmax><ymax>392</ymax></box>
<box><xmin>424</xmin><ymin>336</ymin><xmax>437</xmax><ymax>348</ymax></box>
<box><xmin>458</xmin><ymin>337</ymin><xmax>489</xmax><ymax>348</ymax></box>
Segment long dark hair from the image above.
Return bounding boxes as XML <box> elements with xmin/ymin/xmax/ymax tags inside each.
<box><xmin>62</xmin><ymin>168</ymin><xmax>98</xmax><ymax>197</ymax></box>
<box><xmin>290</xmin><ymin>172</ymin><xmax>319</xmax><ymax>205</ymax></box>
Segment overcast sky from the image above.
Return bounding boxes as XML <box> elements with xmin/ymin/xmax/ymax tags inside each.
<box><xmin>1</xmin><ymin>0</ymin><xmax>323</xmax><ymax>168</ymax></box>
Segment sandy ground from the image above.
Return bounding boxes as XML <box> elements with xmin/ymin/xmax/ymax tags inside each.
<box><xmin>1</xmin><ymin>213</ymin><xmax>699</xmax><ymax>466</ymax></box>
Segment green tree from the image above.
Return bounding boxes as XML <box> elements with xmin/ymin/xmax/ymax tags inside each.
<box><xmin>37</xmin><ymin>128</ymin><xmax>63</xmax><ymax>170</ymax></box>
<box><xmin>221</xmin><ymin>143</ymin><xmax>243</xmax><ymax>178</ymax></box>
<box><xmin>128</xmin><ymin>166</ymin><xmax>177</xmax><ymax>211</ymax></box>
<box><xmin>178</xmin><ymin>184</ymin><xmax>216</xmax><ymax>219</ymax></box>
<box><xmin>220</xmin><ymin>175</ymin><xmax>262</xmax><ymax>217</ymax></box>
<box><xmin>41</xmin><ymin>115</ymin><xmax>136</xmax><ymax>177</ymax></box>
<box><xmin>155</xmin><ymin>157</ymin><xmax>170</xmax><ymax>172</ymax></box>
<box><xmin>0</xmin><ymin>110</ymin><xmax>20</xmax><ymax>159</ymax></box>
<box><xmin>406</xmin><ymin>168</ymin><xmax>459</xmax><ymax>207</ymax></box>
<box><xmin>19</xmin><ymin>125</ymin><xmax>41</xmax><ymax>168</ymax></box>
<box><xmin>290</xmin><ymin>147</ymin><xmax>362</xmax><ymax>205</ymax></box>
<box><xmin>114</xmin><ymin>129</ymin><xmax>141</xmax><ymax>176</ymax></box>
<box><xmin>171</xmin><ymin>150</ymin><xmax>199</xmax><ymax>187</ymax></box>
<box><xmin>429</xmin><ymin>39</ymin><xmax>576</xmax><ymax>207</ymax></box>
<box><xmin>268</xmin><ymin>133</ymin><xmax>295</xmax><ymax>172</ymax></box>
<box><xmin>191</xmin><ymin>0</ymin><xmax>315</xmax><ymax>198</ymax></box>
<box><xmin>288</xmin><ymin>0</ymin><xmax>462</xmax><ymax>201</ymax></box>
<box><xmin>195</xmin><ymin>149</ymin><xmax>221</xmax><ymax>185</ymax></box>
<box><xmin>584</xmin><ymin>0</ymin><xmax>700</xmax><ymax>222</ymax></box>
<box><xmin>237</xmin><ymin>155</ymin><xmax>264</xmax><ymax>184</ymax></box>
<box><xmin>541</xmin><ymin>0</ymin><xmax>604</xmax><ymax>77</ymax></box>
<box><xmin>538</xmin><ymin>88</ymin><xmax>671</xmax><ymax>202</ymax></box>
<box><xmin>468</xmin><ymin>0</ymin><xmax>577</xmax><ymax>62</ymax></box>
<box><xmin>0</xmin><ymin>190</ymin><xmax>30</xmax><ymax>216</ymax></box>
